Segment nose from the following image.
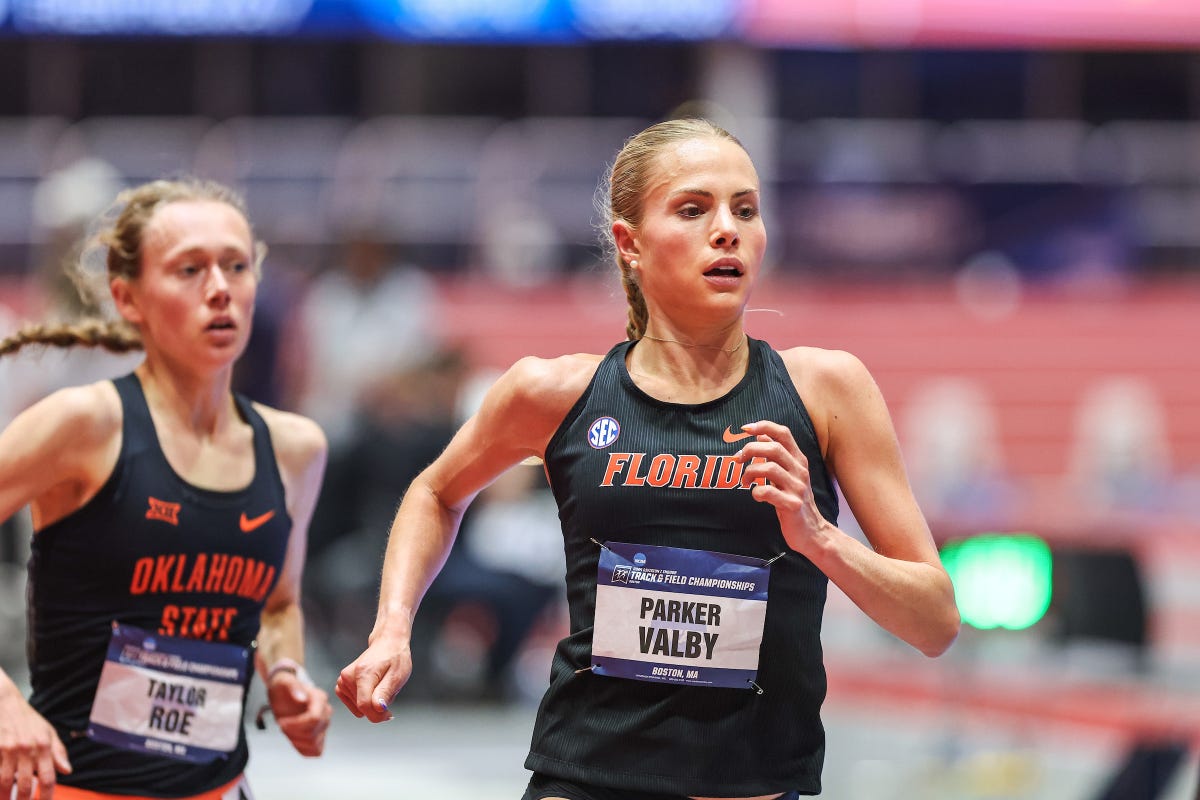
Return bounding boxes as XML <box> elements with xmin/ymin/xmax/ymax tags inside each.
<box><xmin>710</xmin><ymin>205</ymin><xmax>740</xmax><ymax>249</ymax></box>
<box><xmin>204</xmin><ymin>264</ymin><xmax>231</xmax><ymax>308</ymax></box>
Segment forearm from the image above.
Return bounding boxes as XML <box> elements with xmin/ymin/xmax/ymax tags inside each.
<box><xmin>805</xmin><ymin>523</ymin><xmax>959</xmax><ymax>657</ymax></box>
<box><xmin>368</xmin><ymin>479</ymin><xmax>463</xmax><ymax>645</ymax></box>
<box><xmin>0</xmin><ymin>666</ymin><xmax>24</xmax><ymax>704</ymax></box>
<box><xmin>257</xmin><ymin>601</ymin><xmax>306</xmax><ymax>675</ymax></box>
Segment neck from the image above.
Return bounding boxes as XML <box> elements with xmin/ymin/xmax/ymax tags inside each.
<box><xmin>136</xmin><ymin>361</ymin><xmax>236</xmax><ymax>435</ymax></box>
<box><xmin>626</xmin><ymin>330</ymin><xmax>750</xmax><ymax>405</ymax></box>
<box><xmin>639</xmin><ymin>332</ymin><xmax>746</xmax><ymax>355</ymax></box>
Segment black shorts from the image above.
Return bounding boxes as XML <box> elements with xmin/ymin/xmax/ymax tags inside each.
<box><xmin>522</xmin><ymin>772</ymin><xmax>801</xmax><ymax>800</ymax></box>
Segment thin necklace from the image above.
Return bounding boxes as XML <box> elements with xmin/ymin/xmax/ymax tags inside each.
<box><xmin>640</xmin><ymin>333</ymin><xmax>745</xmax><ymax>354</ymax></box>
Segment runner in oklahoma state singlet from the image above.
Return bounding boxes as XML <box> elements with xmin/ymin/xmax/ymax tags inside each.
<box><xmin>27</xmin><ymin>373</ymin><xmax>291</xmax><ymax>796</ymax></box>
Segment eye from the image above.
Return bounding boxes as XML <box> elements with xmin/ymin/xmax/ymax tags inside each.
<box><xmin>677</xmin><ymin>205</ymin><xmax>704</xmax><ymax>219</ymax></box>
<box><xmin>736</xmin><ymin>205</ymin><xmax>758</xmax><ymax>220</ymax></box>
<box><xmin>179</xmin><ymin>263</ymin><xmax>201</xmax><ymax>277</ymax></box>
<box><xmin>226</xmin><ymin>260</ymin><xmax>249</xmax><ymax>274</ymax></box>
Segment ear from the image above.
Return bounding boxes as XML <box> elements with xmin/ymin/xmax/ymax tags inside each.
<box><xmin>110</xmin><ymin>277</ymin><xmax>143</xmax><ymax>325</ymax></box>
<box><xmin>612</xmin><ymin>220</ymin><xmax>639</xmax><ymax>269</ymax></box>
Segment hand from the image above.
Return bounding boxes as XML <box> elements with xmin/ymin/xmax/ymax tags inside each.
<box><xmin>334</xmin><ymin>635</ymin><xmax>412</xmax><ymax>724</ymax></box>
<box><xmin>735</xmin><ymin>420</ymin><xmax>831</xmax><ymax>554</ymax></box>
<box><xmin>266</xmin><ymin>672</ymin><xmax>332</xmax><ymax>757</ymax></box>
<box><xmin>0</xmin><ymin>690</ymin><xmax>71</xmax><ymax>800</ymax></box>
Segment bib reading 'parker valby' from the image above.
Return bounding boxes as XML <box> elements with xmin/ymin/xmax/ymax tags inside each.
<box><xmin>529</xmin><ymin>337</ymin><xmax>840</xmax><ymax>798</ymax></box>
<box><xmin>27</xmin><ymin>373</ymin><xmax>291</xmax><ymax>796</ymax></box>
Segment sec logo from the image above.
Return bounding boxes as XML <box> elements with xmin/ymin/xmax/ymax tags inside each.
<box><xmin>587</xmin><ymin>416</ymin><xmax>620</xmax><ymax>449</ymax></box>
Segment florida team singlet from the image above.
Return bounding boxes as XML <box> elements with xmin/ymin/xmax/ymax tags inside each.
<box><xmin>26</xmin><ymin>373</ymin><xmax>292</xmax><ymax>796</ymax></box>
<box><xmin>529</xmin><ymin>337</ymin><xmax>840</xmax><ymax>797</ymax></box>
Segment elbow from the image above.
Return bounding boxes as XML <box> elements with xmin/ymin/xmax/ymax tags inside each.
<box><xmin>918</xmin><ymin>605</ymin><xmax>961</xmax><ymax>658</ymax></box>
<box><xmin>917</xmin><ymin>570</ymin><xmax>962</xmax><ymax>658</ymax></box>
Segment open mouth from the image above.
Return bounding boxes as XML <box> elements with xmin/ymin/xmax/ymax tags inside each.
<box><xmin>206</xmin><ymin>319</ymin><xmax>235</xmax><ymax>331</ymax></box>
<box><xmin>704</xmin><ymin>264</ymin><xmax>743</xmax><ymax>278</ymax></box>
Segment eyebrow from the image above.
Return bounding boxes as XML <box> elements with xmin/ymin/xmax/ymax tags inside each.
<box><xmin>165</xmin><ymin>245</ymin><xmax>250</xmax><ymax>261</ymax></box>
<box><xmin>670</xmin><ymin>187</ymin><xmax>759</xmax><ymax>200</ymax></box>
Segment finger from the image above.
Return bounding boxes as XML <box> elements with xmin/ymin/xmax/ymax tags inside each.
<box><xmin>37</xmin><ymin>749</ymin><xmax>58</xmax><ymax>800</ymax></box>
<box><xmin>296</xmin><ymin>734</ymin><xmax>324</xmax><ymax>758</ymax></box>
<box><xmin>276</xmin><ymin>692</ymin><xmax>332</xmax><ymax>726</ymax></box>
<box><xmin>277</xmin><ymin>716</ymin><xmax>326</xmax><ymax>744</ymax></box>
<box><xmin>741</xmin><ymin>421</ymin><xmax>803</xmax><ymax>457</ymax></box>
<box><xmin>282</xmin><ymin>731</ymin><xmax>320</xmax><ymax>757</ymax></box>
<box><xmin>749</xmin><ymin>483</ymin><xmax>798</xmax><ymax>511</ymax></box>
<box><xmin>734</xmin><ymin>434</ymin><xmax>792</xmax><ymax>465</ymax></box>
<box><xmin>740</xmin><ymin>419</ymin><xmax>790</xmax><ymax>440</ymax></box>
<box><xmin>369</xmin><ymin>676</ymin><xmax>402</xmax><ymax>723</ymax></box>
<box><xmin>747</xmin><ymin>418</ymin><xmax>793</xmax><ymax>436</ymax></box>
<box><xmin>365</xmin><ymin>697</ymin><xmax>392</xmax><ymax>723</ymax></box>
<box><xmin>14</xmin><ymin>756</ymin><xmax>34</xmax><ymax>800</ymax></box>
<box><xmin>741</xmin><ymin>457</ymin><xmax>809</xmax><ymax>492</ymax></box>
<box><xmin>356</xmin><ymin>670</ymin><xmax>395</xmax><ymax>723</ymax></box>
<box><xmin>738</xmin><ymin>434</ymin><xmax>804</xmax><ymax>465</ymax></box>
<box><xmin>1</xmin><ymin>753</ymin><xmax>15</xmax><ymax>798</ymax></box>
<box><xmin>296</xmin><ymin>696</ymin><xmax>333</xmax><ymax>733</ymax></box>
<box><xmin>51</xmin><ymin>736</ymin><xmax>72</xmax><ymax>775</ymax></box>
<box><xmin>334</xmin><ymin>670</ymin><xmax>364</xmax><ymax>718</ymax></box>
<box><xmin>278</xmin><ymin>719</ymin><xmax>327</xmax><ymax>757</ymax></box>
<box><xmin>311</xmin><ymin>695</ymin><xmax>334</xmax><ymax>732</ymax></box>
<box><xmin>305</xmin><ymin>715</ymin><xmax>331</xmax><ymax>739</ymax></box>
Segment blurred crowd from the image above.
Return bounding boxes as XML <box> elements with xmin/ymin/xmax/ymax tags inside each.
<box><xmin>2</xmin><ymin>87</ymin><xmax>1200</xmax><ymax>702</ymax></box>
<box><xmin>0</xmin><ymin>154</ymin><xmax>572</xmax><ymax>702</ymax></box>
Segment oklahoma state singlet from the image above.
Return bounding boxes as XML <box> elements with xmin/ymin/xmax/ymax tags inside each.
<box><xmin>27</xmin><ymin>373</ymin><xmax>291</xmax><ymax>795</ymax></box>
<box><xmin>528</xmin><ymin>337</ymin><xmax>839</xmax><ymax>797</ymax></box>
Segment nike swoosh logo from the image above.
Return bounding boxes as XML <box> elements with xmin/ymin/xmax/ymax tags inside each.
<box><xmin>240</xmin><ymin>510</ymin><xmax>276</xmax><ymax>533</ymax></box>
<box><xmin>722</xmin><ymin>426</ymin><xmax>753</xmax><ymax>443</ymax></box>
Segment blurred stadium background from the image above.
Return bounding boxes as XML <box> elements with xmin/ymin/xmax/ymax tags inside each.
<box><xmin>1</xmin><ymin>1</ymin><xmax>1200</xmax><ymax>798</ymax></box>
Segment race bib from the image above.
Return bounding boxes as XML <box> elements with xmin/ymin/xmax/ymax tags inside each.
<box><xmin>87</xmin><ymin>623</ymin><xmax>251</xmax><ymax>763</ymax></box>
<box><xmin>591</xmin><ymin>541</ymin><xmax>771</xmax><ymax>688</ymax></box>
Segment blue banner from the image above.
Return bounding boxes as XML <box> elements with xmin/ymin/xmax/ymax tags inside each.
<box><xmin>0</xmin><ymin>0</ymin><xmax>739</xmax><ymax>39</ymax></box>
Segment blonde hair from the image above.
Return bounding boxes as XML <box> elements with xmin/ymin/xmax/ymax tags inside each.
<box><xmin>600</xmin><ymin>118</ymin><xmax>745</xmax><ymax>340</ymax></box>
<box><xmin>0</xmin><ymin>177</ymin><xmax>262</xmax><ymax>358</ymax></box>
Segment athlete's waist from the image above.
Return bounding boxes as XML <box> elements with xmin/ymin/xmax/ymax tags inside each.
<box><xmin>38</xmin><ymin>774</ymin><xmax>248</xmax><ymax>800</ymax></box>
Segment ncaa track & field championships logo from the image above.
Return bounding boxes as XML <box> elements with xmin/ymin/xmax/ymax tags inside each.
<box><xmin>588</xmin><ymin>416</ymin><xmax>620</xmax><ymax>449</ymax></box>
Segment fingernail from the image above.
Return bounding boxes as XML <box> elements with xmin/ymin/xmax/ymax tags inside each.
<box><xmin>376</xmin><ymin>699</ymin><xmax>388</xmax><ymax>712</ymax></box>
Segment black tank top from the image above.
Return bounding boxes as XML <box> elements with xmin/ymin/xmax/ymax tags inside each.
<box><xmin>27</xmin><ymin>373</ymin><xmax>292</xmax><ymax>795</ymax></box>
<box><xmin>527</xmin><ymin>337</ymin><xmax>839</xmax><ymax>797</ymax></box>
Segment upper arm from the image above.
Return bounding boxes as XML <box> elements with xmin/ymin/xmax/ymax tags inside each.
<box><xmin>0</xmin><ymin>382</ymin><xmax>121</xmax><ymax>529</ymax></box>
<box><xmin>257</xmin><ymin>408</ymin><xmax>328</xmax><ymax>611</ymax></box>
<box><xmin>790</xmin><ymin>349</ymin><xmax>941</xmax><ymax>566</ymax></box>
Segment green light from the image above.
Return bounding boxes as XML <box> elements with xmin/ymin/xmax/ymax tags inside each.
<box><xmin>940</xmin><ymin>534</ymin><xmax>1052</xmax><ymax>630</ymax></box>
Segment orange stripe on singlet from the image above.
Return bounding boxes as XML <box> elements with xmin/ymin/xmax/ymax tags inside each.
<box><xmin>37</xmin><ymin>775</ymin><xmax>245</xmax><ymax>800</ymax></box>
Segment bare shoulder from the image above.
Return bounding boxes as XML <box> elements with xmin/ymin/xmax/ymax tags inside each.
<box><xmin>252</xmin><ymin>404</ymin><xmax>328</xmax><ymax>474</ymax></box>
<box><xmin>493</xmin><ymin>352</ymin><xmax>604</xmax><ymax>417</ymax></box>
<box><xmin>467</xmin><ymin>352</ymin><xmax>604</xmax><ymax>460</ymax></box>
<box><xmin>777</xmin><ymin>346</ymin><xmax>875</xmax><ymax>398</ymax></box>
<box><xmin>27</xmin><ymin>380</ymin><xmax>123</xmax><ymax>448</ymax></box>
<box><xmin>776</xmin><ymin>346</ymin><xmax>882</xmax><ymax>444</ymax></box>
<box><xmin>0</xmin><ymin>381</ymin><xmax>122</xmax><ymax>524</ymax></box>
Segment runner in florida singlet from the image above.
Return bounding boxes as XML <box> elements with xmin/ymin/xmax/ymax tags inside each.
<box><xmin>26</xmin><ymin>373</ymin><xmax>291</xmax><ymax>796</ymax></box>
<box><xmin>528</xmin><ymin>337</ymin><xmax>840</xmax><ymax>798</ymax></box>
